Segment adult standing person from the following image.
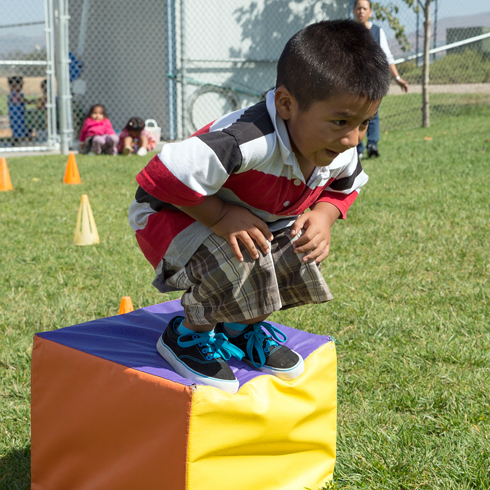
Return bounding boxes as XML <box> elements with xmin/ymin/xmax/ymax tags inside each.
<box><xmin>353</xmin><ymin>0</ymin><xmax>409</xmax><ymax>158</ymax></box>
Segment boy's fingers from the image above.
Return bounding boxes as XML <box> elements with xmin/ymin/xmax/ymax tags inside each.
<box><xmin>314</xmin><ymin>244</ymin><xmax>330</xmax><ymax>263</ymax></box>
<box><xmin>291</xmin><ymin>216</ymin><xmax>307</xmax><ymax>236</ymax></box>
<box><xmin>249</xmin><ymin>228</ymin><xmax>271</xmax><ymax>255</ymax></box>
<box><xmin>237</xmin><ymin>234</ymin><xmax>260</xmax><ymax>260</ymax></box>
<box><xmin>254</xmin><ymin>220</ymin><xmax>274</xmax><ymax>242</ymax></box>
<box><xmin>294</xmin><ymin>238</ymin><xmax>326</xmax><ymax>260</ymax></box>
<box><xmin>293</xmin><ymin>231</ymin><xmax>317</xmax><ymax>250</ymax></box>
<box><xmin>228</xmin><ymin>237</ymin><xmax>244</xmax><ymax>262</ymax></box>
<box><xmin>292</xmin><ymin>234</ymin><xmax>309</xmax><ymax>249</ymax></box>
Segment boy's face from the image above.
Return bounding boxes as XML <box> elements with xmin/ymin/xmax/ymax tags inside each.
<box><xmin>275</xmin><ymin>87</ymin><xmax>380</xmax><ymax>174</ymax></box>
<box><xmin>10</xmin><ymin>82</ymin><xmax>23</xmax><ymax>92</ymax></box>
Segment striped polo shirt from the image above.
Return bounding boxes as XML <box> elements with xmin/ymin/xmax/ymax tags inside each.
<box><xmin>129</xmin><ymin>91</ymin><xmax>368</xmax><ymax>292</ymax></box>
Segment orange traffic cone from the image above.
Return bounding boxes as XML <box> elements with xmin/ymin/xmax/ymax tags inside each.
<box><xmin>118</xmin><ymin>296</ymin><xmax>134</xmax><ymax>314</ymax></box>
<box><xmin>63</xmin><ymin>152</ymin><xmax>81</xmax><ymax>184</ymax></box>
<box><xmin>0</xmin><ymin>157</ymin><xmax>13</xmax><ymax>191</ymax></box>
<box><xmin>73</xmin><ymin>195</ymin><xmax>100</xmax><ymax>246</ymax></box>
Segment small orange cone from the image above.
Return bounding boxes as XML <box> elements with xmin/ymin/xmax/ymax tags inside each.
<box><xmin>118</xmin><ymin>296</ymin><xmax>134</xmax><ymax>314</ymax></box>
<box><xmin>73</xmin><ymin>194</ymin><xmax>100</xmax><ymax>246</ymax></box>
<box><xmin>63</xmin><ymin>152</ymin><xmax>81</xmax><ymax>184</ymax></box>
<box><xmin>0</xmin><ymin>157</ymin><xmax>13</xmax><ymax>191</ymax></box>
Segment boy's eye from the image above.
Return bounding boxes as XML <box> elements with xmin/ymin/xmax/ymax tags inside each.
<box><xmin>333</xmin><ymin>120</ymin><xmax>347</xmax><ymax>127</ymax></box>
<box><xmin>360</xmin><ymin>120</ymin><xmax>370</xmax><ymax>128</ymax></box>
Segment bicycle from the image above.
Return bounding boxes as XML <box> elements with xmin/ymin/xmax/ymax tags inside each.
<box><xmin>167</xmin><ymin>74</ymin><xmax>270</xmax><ymax>133</ymax></box>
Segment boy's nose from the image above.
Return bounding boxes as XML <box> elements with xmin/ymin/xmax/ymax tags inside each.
<box><xmin>339</xmin><ymin>128</ymin><xmax>359</xmax><ymax>150</ymax></box>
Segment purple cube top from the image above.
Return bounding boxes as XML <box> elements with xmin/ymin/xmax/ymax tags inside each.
<box><xmin>37</xmin><ymin>299</ymin><xmax>333</xmax><ymax>388</ymax></box>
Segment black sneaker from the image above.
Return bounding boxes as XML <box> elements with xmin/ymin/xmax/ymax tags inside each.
<box><xmin>216</xmin><ymin>322</ymin><xmax>304</xmax><ymax>380</ymax></box>
<box><xmin>156</xmin><ymin>317</ymin><xmax>244</xmax><ymax>393</ymax></box>
<box><xmin>367</xmin><ymin>145</ymin><xmax>379</xmax><ymax>158</ymax></box>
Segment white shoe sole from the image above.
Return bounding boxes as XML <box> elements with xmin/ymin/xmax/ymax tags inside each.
<box><xmin>156</xmin><ymin>336</ymin><xmax>239</xmax><ymax>394</ymax></box>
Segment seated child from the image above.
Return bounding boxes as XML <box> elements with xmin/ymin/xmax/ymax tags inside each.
<box><xmin>36</xmin><ymin>79</ymin><xmax>47</xmax><ymax>112</ymax></box>
<box><xmin>7</xmin><ymin>76</ymin><xmax>30</xmax><ymax>144</ymax></box>
<box><xmin>117</xmin><ymin>117</ymin><xmax>157</xmax><ymax>157</ymax></box>
<box><xmin>79</xmin><ymin>104</ymin><xmax>118</xmax><ymax>155</ymax></box>
<box><xmin>129</xmin><ymin>20</ymin><xmax>390</xmax><ymax>393</ymax></box>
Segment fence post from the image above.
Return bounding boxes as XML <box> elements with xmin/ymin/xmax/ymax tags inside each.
<box><xmin>44</xmin><ymin>0</ymin><xmax>59</xmax><ymax>151</ymax></box>
<box><xmin>180</xmin><ymin>0</ymin><xmax>188</xmax><ymax>139</ymax></box>
<box><xmin>56</xmin><ymin>0</ymin><xmax>73</xmax><ymax>154</ymax></box>
<box><xmin>167</xmin><ymin>0</ymin><xmax>177</xmax><ymax>141</ymax></box>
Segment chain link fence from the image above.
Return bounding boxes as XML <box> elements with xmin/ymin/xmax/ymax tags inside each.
<box><xmin>372</xmin><ymin>0</ymin><xmax>490</xmax><ymax>130</ymax></box>
<box><xmin>65</xmin><ymin>0</ymin><xmax>351</xmax><ymax>145</ymax></box>
<box><xmin>0</xmin><ymin>0</ymin><xmax>58</xmax><ymax>153</ymax></box>
<box><xmin>3</xmin><ymin>0</ymin><xmax>490</xmax><ymax>151</ymax></box>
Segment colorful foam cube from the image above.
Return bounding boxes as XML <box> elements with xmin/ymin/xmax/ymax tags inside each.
<box><xmin>31</xmin><ymin>299</ymin><xmax>337</xmax><ymax>490</ymax></box>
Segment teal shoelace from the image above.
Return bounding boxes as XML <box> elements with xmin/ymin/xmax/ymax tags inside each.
<box><xmin>226</xmin><ymin>322</ymin><xmax>288</xmax><ymax>369</ymax></box>
<box><xmin>178</xmin><ymin>331</ymin><xmax>245</xmax><ymax>362</ymax></box>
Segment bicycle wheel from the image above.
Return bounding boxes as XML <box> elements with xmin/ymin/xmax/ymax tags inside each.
<box><xmin>187</xmin><ymin>85</ymin><xmax>240</xmax><ymax>133</ymax></box>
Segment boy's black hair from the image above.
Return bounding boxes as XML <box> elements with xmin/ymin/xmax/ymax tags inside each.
<box><xmin>87</xmin><ymin>104</ymin><xmax>108</xmax><ymax>119</ymax></box>
<box><xmin>8</xmin><ymin>76</ymin><xmax>24</xmax><ymax>88</ymax></box>
<box><xmin>276</xmin><ymin>19</ymin><xmax>390</xmax><ymax>111</ymax></box>
<box><xmin>124</xmin><ymin>117</ymin><xmax>145</xmax><ymax>132</ymax></box>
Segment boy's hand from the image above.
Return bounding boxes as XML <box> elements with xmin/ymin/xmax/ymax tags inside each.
<box><xmin>290</xmin><ymin>202</ymin><xmax>341</xmax><ymax>264</ymax></box>
<box><xmin>210</xmin><ymin>204</ymin><xmax>273</xmax><ymax>262</ymax></box>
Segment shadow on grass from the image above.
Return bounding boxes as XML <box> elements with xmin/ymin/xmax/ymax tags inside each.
<box><xmin>0</xmin><ymin>446</ymin><xmax>30</xmax><ymax>490</ymax></box>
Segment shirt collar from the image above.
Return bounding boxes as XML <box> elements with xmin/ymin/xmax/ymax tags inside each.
<box><xmin>266</xmin><ymin>90</ymin><xmax>292</xmax><ymax>165</ymax></box>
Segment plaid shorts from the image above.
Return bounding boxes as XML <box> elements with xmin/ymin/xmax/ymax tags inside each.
<box><xmin>163</xmin><ymin>227</ymin><xmax>333</xmax><ymax>325</ymax></box>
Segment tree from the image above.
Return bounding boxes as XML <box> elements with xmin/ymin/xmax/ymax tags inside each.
<box><xmin>374</xmin><ymin>0</ymin><xmax>433</xmax><ymax>127</ymax></box>
<box><xmin>371</xmin><ymin>2</ymin><xmax>411</xmax><ymax>52</ymax></box>
<box><xmin>419</xmin><ymin>0</ymin><xmax>432</xmax><ymax>127</ymax></box>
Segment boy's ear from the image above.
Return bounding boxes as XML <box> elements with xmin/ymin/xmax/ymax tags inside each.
<box><xmin>274</xmin><ymin>86</ymin><xmax>295</xmax><ymax>120</ymax></box>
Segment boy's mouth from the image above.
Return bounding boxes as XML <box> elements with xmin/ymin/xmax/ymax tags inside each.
<box><xmin>325</xmin><ymin>149</ymin><xmax>340</xmax><ymax>159</ymax></box>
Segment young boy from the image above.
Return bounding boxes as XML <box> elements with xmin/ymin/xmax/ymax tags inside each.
<box><xmin>129</xmin><ymin>19</ymin><xmax>390</xmax><ymax>394</ymax></box>
<box><xmin>7</xmin><ymin>76</ymin><xmax>30</xmax><ymax>144</ymax></box>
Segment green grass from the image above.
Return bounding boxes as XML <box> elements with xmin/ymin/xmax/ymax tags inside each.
<box><xmin>380</xmin><ymin>93</ymin><xmax>490</xmax><ymax>131</ymax></box>
<box><xmin>1</xmin><ymin>113</ymin><xmax>490</xmax><ymax>489</ymax></box>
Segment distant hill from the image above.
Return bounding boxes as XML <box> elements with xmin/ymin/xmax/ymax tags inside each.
<box><xmin>388</xmin><ymin>11</ymin><xmax>490</xmax><ymax>58</ymax></box>
<box><xmin>0</xmin><ymin>34</ymin><xmax>46</xmax><ymax>57</ymax></box>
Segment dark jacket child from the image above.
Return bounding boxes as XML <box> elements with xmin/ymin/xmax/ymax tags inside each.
<box><xmin>117</xmin><ymin>117</ymin><xmax>157</xmax><ymax>157</ymax></box>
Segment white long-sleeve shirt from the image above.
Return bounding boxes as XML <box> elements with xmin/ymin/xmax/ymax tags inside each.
<box><xmin>369</xmin><ymin>21</ymin><xmax>395</xmax><ymax>65</ymax></box>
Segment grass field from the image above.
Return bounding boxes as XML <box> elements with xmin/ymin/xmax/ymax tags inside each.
<box><xmin>1</xmin><ymin>111</ymin><xmax>489</xmax><ymax>489</ymax></box>
<box><xmin>380</xmin><ymin>93</ymin><xmax>490</xmax><ymax>132</ymax></box>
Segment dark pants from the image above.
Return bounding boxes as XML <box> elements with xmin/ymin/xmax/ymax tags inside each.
<box><xmin>357</xmin><ymin>110</ymin><xmax>380</xmax><ymax>154</ymax></box>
